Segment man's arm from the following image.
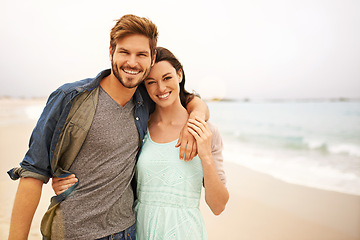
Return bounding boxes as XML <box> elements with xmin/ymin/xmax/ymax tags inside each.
<box><xmin>185</xmin><ymin>96</ymin><xmax>209</xmax><ymax>122</ymax></box>
<box><xmin>176</xmin><ymin>96</ymin><xmax>210</xmax><ymax>161</ymax></box>
<box><xmin>9</xmin><ymin>177</ymin><xmax>43</xmax><ymax>240</ymax></box>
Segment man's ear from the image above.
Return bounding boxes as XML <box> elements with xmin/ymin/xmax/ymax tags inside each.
<box><xmin>109</xmin><ymin>46</ymin><xmax>113</xmax><ymax>61</ymax></box>
<box><xmin>151</xmin><ymin>49</ymin><xmax>157</xmax><ymax>66</ymax></box>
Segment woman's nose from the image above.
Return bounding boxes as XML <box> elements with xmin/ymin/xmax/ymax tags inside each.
<box><xmin>158</xmin><ymin>81</ymin><xmax>166</xmax><ymax>92</ymax></box>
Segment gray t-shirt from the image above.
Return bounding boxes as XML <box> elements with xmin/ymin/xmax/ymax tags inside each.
<box><xmin>52</xmin><ymin>87</ymin><xmax>140</xmax><ymax>239</ymax></box>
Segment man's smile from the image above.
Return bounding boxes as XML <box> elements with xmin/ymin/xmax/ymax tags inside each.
<box><xmin>122</xmin><ymin>68</ymin><xmax>141</xmax><ymax>75</ymax></box>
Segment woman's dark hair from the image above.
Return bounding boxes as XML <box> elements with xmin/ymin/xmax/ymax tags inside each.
<box><xmin>154</xmin><ymin>47</ymin><xmax>197</xmax><ymax>107</ymax></box>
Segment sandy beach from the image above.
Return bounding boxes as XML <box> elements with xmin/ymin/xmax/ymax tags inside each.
<box><xmin>200</xmin><ymin>161</ymin><xmax>360</xmax><ymax>240</ymax></box>
<box><xmin>1</xmin><ymin>99</ymin><xmax>359</xmax><ymax>240</ymax></box>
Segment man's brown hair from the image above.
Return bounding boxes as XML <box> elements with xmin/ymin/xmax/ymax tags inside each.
<box><xmin>110</xmin><ymin>14</ymin><xmax>158</xmax><ymax>57</ymax></box>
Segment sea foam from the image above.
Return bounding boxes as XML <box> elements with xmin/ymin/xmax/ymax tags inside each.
<box><xmin>25</xmin><ymin>105</ymin><xmax>43</xmax><ymax>121</ymax></box>
<box><xmin>223</xmin><ymin>140</ymin><xmax>360</xmax><ymax>196</ymax></box>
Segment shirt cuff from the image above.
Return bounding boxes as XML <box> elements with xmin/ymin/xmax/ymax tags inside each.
<box><xmin>7</xmin><ymin>167</ymin><xmax>50</xmax><ymax>183</ymax></box>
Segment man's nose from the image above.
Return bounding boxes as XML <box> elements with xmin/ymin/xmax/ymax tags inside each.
<box><xmin>127</xmin><ymin>55</ymin><xmax>138</xmax><ymax>67</ymax></box>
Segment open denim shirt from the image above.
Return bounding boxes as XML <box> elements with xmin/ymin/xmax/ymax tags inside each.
<box><xmin>7</xmin><ymin>69</ymin><xmax>151</xmax><ymax>238</ymax></box>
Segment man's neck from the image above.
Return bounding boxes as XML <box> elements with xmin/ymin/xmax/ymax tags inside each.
<box><xmin>100</xmin><ymin>74</ymin><xmax>137</xmax><ymax>107</ymax></box>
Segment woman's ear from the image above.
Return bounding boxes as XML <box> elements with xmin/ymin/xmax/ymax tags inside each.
<box><xmin>151</xmin><ymin>50</ymin><xmax>157</xmax><ymax>66</ymax></box>
<box><xmin>177</xmin><ymin>69</ymin><xmax>183</xmax><ymax>83</ymax></box>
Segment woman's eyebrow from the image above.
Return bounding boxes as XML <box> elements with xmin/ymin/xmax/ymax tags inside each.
<box><xmin>162</xmin><ymin>72</ymin><xmax>172</xmax><ymax>78</ymax></box>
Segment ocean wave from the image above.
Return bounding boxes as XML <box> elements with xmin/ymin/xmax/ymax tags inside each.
<box><xmin>303</xmin><ymin>138</ymin><xmax>360</xmax><ymax>157</ymax></box>
<box><xmin>223</xmin><ymin>131</ymin><xmax>360</xmax><ymax>158</ymax></box>
<box><xmin>327</xmin><ymin>144</ymin><xmax>360</xmax><ymax>157</ymax></box>
<box><xmin>209</xmin><ymin>101</ymin><xmax>360</xmax><ymax>195</ymax></box>
<box><xmin>223</xmin><ymin>146</ymin><xmax>360</xmax><ymax>196</ymax></box>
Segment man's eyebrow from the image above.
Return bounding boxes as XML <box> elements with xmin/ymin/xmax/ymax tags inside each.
<box><xmin>117</xmin><ymin>48</ymin><xmax>149</xmax><ymax>54</ymax></box>
<box><xmin>138</xmin><ymin>50</ymin><xmax>150</xmax><ymax>55</ymax></box>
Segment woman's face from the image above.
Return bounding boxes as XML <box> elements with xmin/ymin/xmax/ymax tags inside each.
<box><xmin>144</xmin><ymin>60</ymin><xmax>182</xmax><ymax>107</ymax></box>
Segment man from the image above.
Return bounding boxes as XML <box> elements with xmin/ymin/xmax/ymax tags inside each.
<box><xmin>8</xmin><ymin>14</ymin><xmax>208</xmax><ymax>240</ymax></box>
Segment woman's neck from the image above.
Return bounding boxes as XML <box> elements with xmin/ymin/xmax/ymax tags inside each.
<box><xmin>148</xmin><ymin>100</ymin><xmax>189</xmax><ymax>143</ymax></box>
<box><xmin>150</xmin><ymin>100</ymin><xmax>188</xmax><ymax>125</ymax></box>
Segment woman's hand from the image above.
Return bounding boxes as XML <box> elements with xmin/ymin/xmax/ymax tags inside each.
<box><xmin>187</xmin><ymin>117</ymin><xmax>212</xmax><ymax>162</ymax></box>
<box><xmin>188</xmin><ymin>118</ymin><xmax>229</xmax><ymax>215</ymax></box>
<box><xmin>52</xmin><ymin>174</ymin><xmax>78</xmax><ymax>195</ymax></box>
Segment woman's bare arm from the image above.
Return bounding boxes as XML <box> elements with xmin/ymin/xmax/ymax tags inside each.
<box><xmin>187</xmin><ymin>117</ymin><xmax>229</xmax><ymax>215</ymax></box>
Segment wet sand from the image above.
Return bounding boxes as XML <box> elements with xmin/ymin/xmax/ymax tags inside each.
<box><xmin>200</xmin><ymin>161</ymin><xmax>360</xmax><ymax>240</ymax></box>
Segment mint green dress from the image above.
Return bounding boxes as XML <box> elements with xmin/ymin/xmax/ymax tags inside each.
<box><xmin>134</xmin><ymin>132</ymin><xmax>208</xmax><ymax>240</ymax></box>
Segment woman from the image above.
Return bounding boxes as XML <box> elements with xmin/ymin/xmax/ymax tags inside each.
<box><xmin>53</xmin><ymin>47</ymin><xmax>229</xmax><ymax>239</ymax></box>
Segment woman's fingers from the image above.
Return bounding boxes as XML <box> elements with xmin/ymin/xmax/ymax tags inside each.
<box><xmin>189</xmin><ymin>141</ymin><xmax>197</xmax><ymax>160</ymax></box>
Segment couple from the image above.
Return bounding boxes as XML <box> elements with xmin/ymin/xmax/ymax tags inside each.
<box><xmin>8</xmin><ymin>14</ymin><xmax>228</xmax><ymax>240</ymax></box>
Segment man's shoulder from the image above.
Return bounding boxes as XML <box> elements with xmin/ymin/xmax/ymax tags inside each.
<box><xmin>135</xmin><ymin>83</ymin><xmax>153</xmax><ymax>107</ymax></box>
<box><xmin>57</xmin><ymin>78</ymin><xmax>94</xmax><ymax>94</ymax></box>
<box><xmin>56</xmin><ymin>69</ymin><xmax>111</xmax><ymax>95</ymax></box>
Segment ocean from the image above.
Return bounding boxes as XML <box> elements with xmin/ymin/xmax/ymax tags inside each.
<box><xmin>207</xmin><ymin>100</ymin><xmax>360</xmax><ymax>196</ymax></box>
<box><xmin>2</xmin><ymin>99</ymin><xmax>360</xmax><ymax>196</ymax></box>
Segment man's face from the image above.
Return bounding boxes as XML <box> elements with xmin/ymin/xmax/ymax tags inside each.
<box><xmin>110</xmin><ymin>34</ymin><xmax>154</xmax><ymax>88</ymax></box>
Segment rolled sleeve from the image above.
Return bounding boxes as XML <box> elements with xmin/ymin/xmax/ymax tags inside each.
<box><xmin>7</xmin><ymin>89</ymin><xmax>67</xmax><ymax>184</ymax></box>
<box><xmin>7</xmin><ymin>167</ymin><xmax>50</xmax><ymax>183</ymax></box>
<box><xmin>208</xmin><ymin>121</ymin><xmax>227</xmax><ymax>186</ymax></box>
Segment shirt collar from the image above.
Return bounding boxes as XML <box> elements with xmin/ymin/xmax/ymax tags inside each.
<box><xmin>133</xmin><ymin>87</ymin><xmax>144</xmax><ymax>107</ymax></box>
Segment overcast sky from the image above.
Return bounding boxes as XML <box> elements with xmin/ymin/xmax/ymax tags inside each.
<box><xmin>1</xmin><ymin>0</ymin><xmax>359</xmax><ymax>100</ymax></box>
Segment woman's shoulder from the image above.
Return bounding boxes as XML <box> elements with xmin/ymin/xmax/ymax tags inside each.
<box><xmin>206</xmin><ymin>121</ymin><xmax>220</xmax><ymax>136</ymax></box>
<box><xmin>206</xmin><ymin>121</ymin><xmax>227</xmax><ymax>185</ymax></box>
<box><xmin>206</xmin><ymin>121</ymin><xmax>223</xmax><ymax>149</ymax></box>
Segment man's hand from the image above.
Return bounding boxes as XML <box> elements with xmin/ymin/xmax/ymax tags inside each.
<box><xmin>179</xmin><ymin>95</ymin><xmax>209</xmax><ymax>161</ymax></box>
<box><xmin>52</xmin><ymin>174</ymin><xmax>78</xmax><ymax>195</ymax></box>
<box><xmin>187</xmin><ymin>117</ymin><xmax>212</xmax><ymax>161</ymax></box>
<box><xmin>175</xmin><ymin>120</ymin><xmax>197</xmax><ymax>161</ymax></box>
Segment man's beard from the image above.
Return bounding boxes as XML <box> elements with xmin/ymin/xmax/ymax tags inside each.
<box><xmin>112</xmin><ymin>61</ymin><xmax>151</xmax><ymax>89</ymax></box>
